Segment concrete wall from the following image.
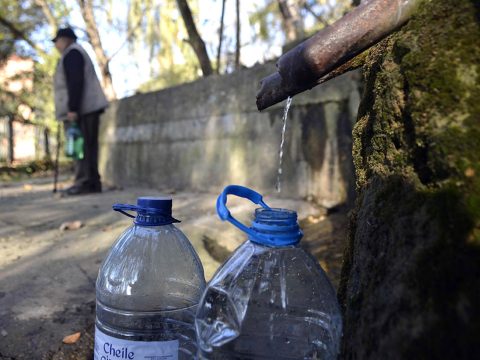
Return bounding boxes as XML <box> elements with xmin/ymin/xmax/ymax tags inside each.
<box><xmin>99</xmin><ymin>63</ymin><xmax>360</xmax><ymax>207</ymax></box>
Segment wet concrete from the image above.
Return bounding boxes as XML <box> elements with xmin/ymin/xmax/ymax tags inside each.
<box><xmin>0</xmin><ymin>176</ymin><xmax>332</xmax><ymax>359</ymax></box>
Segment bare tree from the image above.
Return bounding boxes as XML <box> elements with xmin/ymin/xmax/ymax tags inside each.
<box><xmin>277</xmin><ymin>0</ymin><xmax>305</xmax><ymax>42</ymax></box>
<box><xmin>235</xmin><ymin>0</ymin><xmax>240</xmax><ymax>69</ymax></box>
<box><xmin>77</xmin><ymin>0</ymin><xmax>117</xmax><ymax>100</ymax></box>
<box><xmin>216</xmin><ymin>0</ymin><xmax>227</xmax><ymax>74</ymax></box>
<box><xmin>34</xmin><ymin>0</ymin><xmax>57</xmax><ymax>35</ymax></box>
<box><xmin>175</xmin><ymin>0</ymin><xmax>213</xmax><ymax>76</ymax></box>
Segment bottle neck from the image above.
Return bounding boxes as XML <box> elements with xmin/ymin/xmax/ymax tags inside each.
<box><xmin>134</xmin><ymin>212</ymin><xmax>177</xmax><ymax>226</ymax></box>
<box><xmin>249</xmin><ymin>208</ymin><xmax>303</xmax><ymax>247</ymax></box>
<box><xmin>133</xmin><ymin>222</ymin><xmax>174</xmax><ymax>232</ymax></box>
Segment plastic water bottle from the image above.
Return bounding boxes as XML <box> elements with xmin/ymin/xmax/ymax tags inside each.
<box><xmin>95</xmin><ymin>197</ymin><xmax>206</xmax><ymax>360</ymax></box>
<box><xmin>65</xmin><ymin>122</ymin><xmax>84</xmax><ymax>159</ymax></box>
<box><xmin>195</xmin><ymin>186</ymin><xmax>342</xmax><ymax>359</ymax></box>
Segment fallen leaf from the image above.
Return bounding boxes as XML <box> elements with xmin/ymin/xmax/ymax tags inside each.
<box><xmin>59</xmin><ymin>220</ymin><xmax>83</xmax><ymax>231</ymax></box>
<box><xmin>62</xmin><ymin>332</ymin><xmax>81</xmax><ymax>344</ymax></box>
<box><xmin>319</xmin><ymin>260</ymin><xmax>329</xmax><ymax>273</ymax></box>
<box><xmin>465</xmin><ymin>167</ymin><xmax>475</xmax><ymax>178</ymax></box>
<box><xmin>307</xmin><ymin>215</ymin><xmax>326</xmax><ymax>224</ymax></box>
<box><xmin>23</xmin><ymin>184</ymin><xmax>33</xmax><ymax>191</ymax></box>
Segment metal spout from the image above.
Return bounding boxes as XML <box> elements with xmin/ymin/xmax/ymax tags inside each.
<box><xmin>256</xmin><ymin>0</ymin><xmax>421</xmax><ymax>111</ymax></box>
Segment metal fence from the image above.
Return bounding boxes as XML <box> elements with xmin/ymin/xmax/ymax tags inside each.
<box><xmin>0</xmin><ymin>117</ymin><xmax>54</xmax><ymax>164</ymax></box>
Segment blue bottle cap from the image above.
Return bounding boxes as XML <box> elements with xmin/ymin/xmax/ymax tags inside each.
<box><xmin>112</xmin><ymin>196</ymin><xmax>180</xmax><ymax>226</ymax></box>
<box><xmin>137</xmin><ymin>196</ymin><xmax>173</xmax><ymax>214</ymax></box>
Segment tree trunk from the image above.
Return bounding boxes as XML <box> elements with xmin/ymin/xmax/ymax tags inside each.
<box><xmin>43</xmin><ymin>126</ymin><xmax>51</xmax><ymax>161</ymax></box>
<box><xmin>277</xmin><ymin>0</ymin><xmax>304</xmax><ymax>42</ymax></box>
<box><xmin>7</xmin><ymin>117</ymin><xmax>14</xmax><ymax>165</ymax></box>
<box><xmin>339</xmin><ymin>0</ymin><xmax>480</xmax><ymax>358</ymax></box>
<box><xmin>175</xmin><ymin>0</ymin><xmax>213</xmax><ymax>76</ymax></box>
<box><xmin>77</xmin><ymin>0</ymin><xmax>116</xmax><ymax>100</ymax></box>
<box><xmin>216</xmin><ymin>0</ymin><xmax>227</xmax><ymax>74</ymax></box>
<box><xmin>234</xmin><ymin>0</ymin><xmax>240</xmax><ymax>70</ymax></box>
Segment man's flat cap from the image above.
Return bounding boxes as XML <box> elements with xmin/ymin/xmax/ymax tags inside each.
<box><xmin>52</xmin><ymin>27</ymin><xmax>77</xmax><ymax>42</ymax></box>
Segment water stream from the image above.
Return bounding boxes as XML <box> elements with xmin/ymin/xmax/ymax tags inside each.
<box><xmin>275</xmin><ymin>96</ymin><xmax>293</xmax><ymax>193</ymax></box>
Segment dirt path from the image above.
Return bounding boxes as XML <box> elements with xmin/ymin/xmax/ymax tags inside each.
<box><xmin>0</xmin><ymin>177</ymin><xmax>345</xmax><ymax>359</ymax></box>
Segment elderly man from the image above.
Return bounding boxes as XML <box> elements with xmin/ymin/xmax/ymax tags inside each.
<box><xmin>53</xmin><ymin>27</ymin><xmax>108</xmax><ymax>195</ymax></box>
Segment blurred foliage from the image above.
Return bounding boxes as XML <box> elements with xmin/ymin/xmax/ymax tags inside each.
<box><xmin>135</xmin><ymin>0</ymin><xmax>353</xmax><ymax>91</ymax></box>
<box><xmin>250</xmin><ymin>0</ymin><xmax>352</xmax><ymax>44</ymax></box>
<box><xmin>0</xmin><ymin>0</ymin><xmax>353</xmax><ymax>124</ymax></box>
<box><xmin>0</xmin><ymin>0</ymin><xmax>43</xmax><ymax>60</ymax></box>
<box><xmin>0</xmin><ymin>157</ymin><xmax>73</xmax><ymax>182</ymax></box>
<box><xmin>0</xmin><ymin>0</ymin><xmax>69</xmax><ymax>122</ymax></box>
<box><xmin>250</xmin><ymin>1</ymin><xmax>279</xmax><ymax>42</ymax></box>
<box><xmin>138</xmin><ymin>61</ymin><xmax>200</xmax><ymax>92</ymax></box>
<box><xmin>127</xmin><ymin>0</ymin><xmax>201</xmax><ymax>91</ymax></box>
<box><xmin>0</xmin><ymin>1</ymin><xmax>42</xmax><ymax>131</ymax></box>
<box><xmin>32</xmin><ymin>51</ymin><xmax>61</xmax><ymax>131</ymax></box>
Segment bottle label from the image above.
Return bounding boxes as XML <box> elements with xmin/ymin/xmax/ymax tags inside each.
<box><xmin>94</xmin><ymin>326</ymin><xmax>179</xmax><ymax>360</ymax></box>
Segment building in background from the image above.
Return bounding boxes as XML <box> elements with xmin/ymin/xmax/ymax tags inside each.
<box><xmin>0</xmin><ymin>55</ymin><xmax>38</xmax><ymax>164</ymax></box>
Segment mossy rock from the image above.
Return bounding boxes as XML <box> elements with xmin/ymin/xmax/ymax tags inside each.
<box><xmin>339</xmin><ymin>0</ymin><xmax>480</xmax><ymax>358</ymax></box>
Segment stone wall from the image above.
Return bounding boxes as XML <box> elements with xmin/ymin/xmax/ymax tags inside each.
<box><xmin>99</xmin><ymin>64</ymin><xmax>360</xmax><ymax>207</ymax></box>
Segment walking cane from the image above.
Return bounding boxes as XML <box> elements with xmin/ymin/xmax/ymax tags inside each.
<box><xmin>53</xmin><ymin>121</ymin><xmax>61</xmax><ymax>193</ymax></box>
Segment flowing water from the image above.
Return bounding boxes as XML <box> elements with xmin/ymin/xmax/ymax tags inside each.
<box><xmin>276</xmin><ymin>96</ymin><xmax>293</xmax><ymax>193</ymax></box>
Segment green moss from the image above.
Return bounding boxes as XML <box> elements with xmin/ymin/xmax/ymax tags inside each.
<box><xmin>357</xmin><ymin>0</ymin><xmax>480</xmax><ymax>225</ymax></box>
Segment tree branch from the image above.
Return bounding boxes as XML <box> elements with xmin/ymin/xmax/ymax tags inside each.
<box><xmin>235</xmin><ymin>0</ymin><xmax>240</xmax><ymax>69</ymax></box>
<box><xmin>77</xmin><ymin>0</ymin><xmax>116</xmax><ymax>99</ymax></box>
<box><xmin>0</xmin><ymin>15</ymin><xmax>46</xmax><ymax>56</ymax></box>
<box><xmin>34</xmin><ymin>0</ymin><xmax>58</xmax><ymax>34</ymax></box>
<box><xmin>303</xmin><ymin>1</ymin><xmax>329</xmax><ymax>27</ymax></box>
<box><xmin>175</xmin><ymin>0</ymin><xmax>213</xmax><ymax>76</ymax></box>
<box><xmin>216</xmin><ymin>0</ymin><xmax>226</xmax><ymax>74</ymax></box>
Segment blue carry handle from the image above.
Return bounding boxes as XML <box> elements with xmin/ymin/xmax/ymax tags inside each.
<box><xmin>216</xmin><ymin>185</ymin><xmax>271</xmax><ymax>240</ymax></box>
<box><xmin>112</xmin><ymin>204</ymin><xmax>140</xmax><ymax>218</ymax></box>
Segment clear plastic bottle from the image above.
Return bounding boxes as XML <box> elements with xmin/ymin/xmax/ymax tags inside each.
<box><xmin>95</xmin><ymin>197</ymin><xmax>206</xmax><ymax>360</ymax></box>
<box><xmin>195</xmin><ymin>186</ymin><xmax>342</xmax><ymax>360</ymax></box>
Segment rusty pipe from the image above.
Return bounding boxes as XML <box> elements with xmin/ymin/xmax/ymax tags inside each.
<box><xmin>256</xmin><ymin>0</ymin><xmax>421</xmax><ymax>111</ymax></box>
